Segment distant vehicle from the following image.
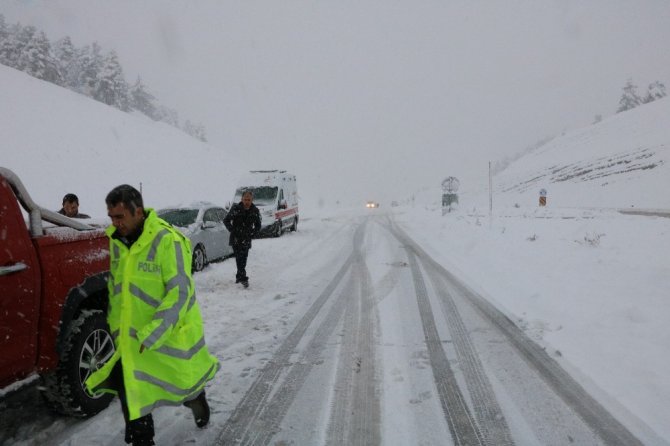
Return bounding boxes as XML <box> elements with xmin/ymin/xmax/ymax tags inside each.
<box><xmin>158</xmin><ymin>203</ymin><xmax>233</xmax><ymax>272</ymax></box>
<box><xmin>233</xmin><ymin>170</ymin><xmax>299</xmax><ymax>237</ymax></box>
<box><xmin>1</xmin><ymin>167</ymin><xmax>112</xmax><ymax>417</ymax></box>
<box><xmin>366</xmin><ymin>201</ymin><xmax>379</xmax><ymax>208</ymax></box>
<box><xmin>391</xmin><ymin>201</ymin><xmax>399</xmax><ymax>207</ymax></box>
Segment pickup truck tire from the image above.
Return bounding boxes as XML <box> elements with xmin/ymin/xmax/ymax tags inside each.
<box><xmin>291</xmin><ymin>216</ymin><xmax>298</xmax><ymax>232</ymax></box>
<box><xmin>41</xmin><ymin>309</ymin><xmax>115</xmax><ymax>417</ymax></box>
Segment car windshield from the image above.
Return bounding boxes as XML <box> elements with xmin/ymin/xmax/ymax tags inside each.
<box><xmin>158</xmin><ymin>209</ymin><xmax>198</xmax><ymax>227</ymax></box>
<box><xmin>234</xmin><ymin>186</ymin><xmax>278</xmax><ymax>207</ymax></box>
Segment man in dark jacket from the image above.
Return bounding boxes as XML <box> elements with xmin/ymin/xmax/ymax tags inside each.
<box><xmin>58</xmin><ymin>193</ymin><xmax>91</xmax><ymax>218</ymax></box>
<box><xmin>223</xmin><ymin>190</ymin><xmax>261</xmax><ymax>288</ymax></box>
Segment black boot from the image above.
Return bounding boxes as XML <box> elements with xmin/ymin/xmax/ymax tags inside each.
<box><xmin>184</xmin><ymin>390</ymin><xmax>210</xmax><ymax>428</ymax></box>
<box><xmin>126</xmin><ymin>414</ymin><xmax>155</xmax><ymax>445</ymax></box>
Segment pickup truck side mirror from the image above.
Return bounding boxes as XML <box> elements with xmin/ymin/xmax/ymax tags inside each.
<box><xmin>279</xmin><ymin>201</ymin><xmax>287</xmax><ymax>210</ymax></box>
<box><xmin>202</xmin><ymin>221</ymin><xmax>217</xmax><ymax>229</ymax></box>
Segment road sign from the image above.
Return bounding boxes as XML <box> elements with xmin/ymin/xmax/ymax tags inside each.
<box><xmin>442</xmin><ymin>177</ymin><xmax>460</xmax><ymax>193</ymax></box>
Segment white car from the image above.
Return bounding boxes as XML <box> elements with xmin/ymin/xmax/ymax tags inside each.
<box><xmin>157</xmin><ymin>203</ymin><xmax>233</xmax><ymax>272</ymax></box>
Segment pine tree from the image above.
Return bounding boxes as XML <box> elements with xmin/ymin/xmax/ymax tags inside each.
<box><xmin>94</xmin><ymin>50</ymin><xmax>130</xmax><ymax>111</ymax></box>
<box><xmin>616</xmin><ymin>78</ymin><xmax>642</xmax><ymax>113</ymax></box>
<box><xmin>12</xmin><ymin>24</ymin><xmax>35</xmax><ymax>71</ymax></box>
<box><xmin>129</xmin><ymin>76</ymin><xmax>158</xmax><ymax>119</ymax></box>
<box><xmin>0</xmin><ymin>14</ymin><xmax>8</xmax><ymax>42</ymax></box>
<box><xmin>0</xmin><ymin>23</ymin><xmax>26</xmax><ymax>69</ymax></box>
<box><xmin>181</xmin><ymin>120</ymin><xmax>208</xmax><ymax>142</ymax></box>
<box><xmin>642</xmin><ymin>80</ymin><xmax>667</xmax><ymax>104</ymax></box>
<box><xmin>76</xmin><ymin>42</ymin><xmax>103</xmax><ymax>97</ymax></box>
<box><xmin>17</xmin><ymin>30</ymin><xmax>62</xmax><ymax>84</ymax></box>
<box><xmin>183</xmin><ymin>120</ymin><xmax>196</xmax><ymax>136</ymax></box>
<box><xmin>0</xmin><ymin>15</ymin><xmax>9</xmax><ymax>69</ymax></box>
<box><xmin>156</xmin><ymin>105</ymin><xmax>179</xmax><ymax>127</ymax></box>
<box><xmin>0</xmin><ymin>33</ymin><xmax>16</xmax><ymax>68</ymax></box>
<box><xmin>194</xmin><ymin>123</ymin><xmax>207</xmax><ymax>142</ymax></box>
<box><xmin>53</xmin><ymin>36</ymin><xmax>79</xmax><ymax>88</ymax></box>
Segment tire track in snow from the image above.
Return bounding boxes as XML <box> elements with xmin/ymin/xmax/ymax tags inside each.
<box><xmin>420</xmin><ymin>256</ymin><xmax>514</xmax><ymax>446</ymax></box>
<box><xmin>405</xmin><ymin>247</ymin><xmax>485</xmax><ymax>445</ymax></box>
<box><xmin>391</xmin><ymin>220</ymin><xmax>643</xmax><ymax>446</ymax></box>
<box><xmin>235</xmin><ymin>224</ymin><xmax>368</xmax><ymax>444</ymax></box>
<box><xmin>326</xmin><ymin>220</ymin><xmax>381</xmax><ymax>446</ymax></box>
<box><xmin>239</xmin><ymin>276</ymin><xmax>354</xmax><ymax>445</ymax></box>
<box><xmin>216</xmin><ymin>247</ymin><xmax>356</xmax><ymax>445</ymax></box>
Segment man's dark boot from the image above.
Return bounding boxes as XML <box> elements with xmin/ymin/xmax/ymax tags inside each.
<box><xmin>126</xmin><ymin>414</ymin><xmax>155</xmax><ymax>445</ymax></box>
<box><xmin>184</xmin><ymin>390</ymin><xmax>210</xmax><ymax>428</ymax></box>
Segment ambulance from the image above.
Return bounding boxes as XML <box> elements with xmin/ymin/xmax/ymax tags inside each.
<box><xmin>232</xmin><ymin>170</ymin><xmax>299</xmax><ymax>237</ymax></box>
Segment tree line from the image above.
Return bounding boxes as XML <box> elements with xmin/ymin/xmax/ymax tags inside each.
<box><xmin>617</xmin><ymin>78</ymin><xmax>667</xmax><ymax>113</ymax></box>
<box><xmin>0</xmin><ymin>14</ymin><xmax>207</xmax><ymax>142</ymax></box>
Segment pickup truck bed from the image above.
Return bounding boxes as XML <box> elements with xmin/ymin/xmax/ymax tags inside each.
<box><xmin>0</xmin><ymin>167</ymin><xmax>113</xmax><ymax>417</ymax></box>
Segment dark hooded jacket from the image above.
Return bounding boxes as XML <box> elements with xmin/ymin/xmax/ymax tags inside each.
<box><xmin>223</xmin><ymin>202</ymin><xmax>261</xmax><ymax>248</ymax></box>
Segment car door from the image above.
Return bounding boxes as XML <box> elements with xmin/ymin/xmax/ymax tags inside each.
<box><xmin>0</xmin><ymin>200</ymin><xmax>40</xmax><ymax>386</ymax></box>
<box><xmin>277</xmin><ymin>188</ymin><xmax>288</xmax><ymax>226</ymax></box>
<box><xmin>202</xmin><ymin>207</ymin><xmax>227</xmax><ymax>261</ymax></box>
<box><xmin>216</xmin><ymin>208</ymin><xmax>233</xmax><ymax>257</ymax></box>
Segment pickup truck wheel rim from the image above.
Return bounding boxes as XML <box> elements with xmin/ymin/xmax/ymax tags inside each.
<box><xmin>79</xmin><ymin>328</ymin><xmax>115</xmax><ymax>398</ymax></box>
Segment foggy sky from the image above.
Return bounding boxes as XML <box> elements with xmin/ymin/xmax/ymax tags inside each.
<box><xmin>4</xmin><ymin>0</ymin><xmax>670</xmax><ymax>206</ymax></box>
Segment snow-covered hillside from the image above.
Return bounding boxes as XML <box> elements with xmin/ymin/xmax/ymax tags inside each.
<box><xmin>0</xmin><ymin>64</ymin><xmax>247</xmax><ymax>216</ymax></box>
<box><xmin>491</xmin><ymin>97</ymin><xmax>670</xmax><ymax>210</ymax></box>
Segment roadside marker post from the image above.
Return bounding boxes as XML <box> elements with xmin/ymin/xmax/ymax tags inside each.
<box><xmin>539</xmin><ymin>188</ymin><xmax>547</xmax><ymax>206</ymax></box>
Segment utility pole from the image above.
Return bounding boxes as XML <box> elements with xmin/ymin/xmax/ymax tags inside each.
<box><xmin>488</xmin><ymin>161</ymin><xmax>493</xmax><ymax>222</ymax></box>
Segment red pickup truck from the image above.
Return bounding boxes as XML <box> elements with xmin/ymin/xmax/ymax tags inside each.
<box><xmin>0</xmin><ymin>167</ymin><xmax>113</xmax><ymax>417</ymax></box>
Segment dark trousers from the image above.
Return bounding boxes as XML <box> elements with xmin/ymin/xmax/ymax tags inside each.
<box><xmin>110</xmin><ymin>362</ymin><xmax>155</xmax><ymax>445</ymax></box>
<box><xmin>233</xmin><ymin>245</ymin><xmax>249</xmax><ymax>281</ymax></box>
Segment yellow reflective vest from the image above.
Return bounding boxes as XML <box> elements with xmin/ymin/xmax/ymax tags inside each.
<box><xmin>85</xmin><ymin>209</ymin><xmax>219</xmax><ymax>420</ymax></box>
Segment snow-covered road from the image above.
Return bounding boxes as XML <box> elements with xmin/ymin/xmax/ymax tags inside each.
<box><xmin>0</xmin><ymin>208</ymin><xmax>658</xmax><ymax>445</ymax></box>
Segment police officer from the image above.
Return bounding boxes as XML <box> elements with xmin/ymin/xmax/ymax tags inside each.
<box><xmin>86</xmin><ymin>184</ymin><xmax>219</xmax><ymax>446</ymax></box>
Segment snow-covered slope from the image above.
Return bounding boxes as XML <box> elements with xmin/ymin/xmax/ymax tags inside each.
<box><xmin>492</xmin><ymin>97</ymin><xmax>670</xmax><ymax>209</ymax></box>
<box><xmin>0</xmin><ymin>64</ymin><xmax>247</xmax><ymax>216</ymax></box>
